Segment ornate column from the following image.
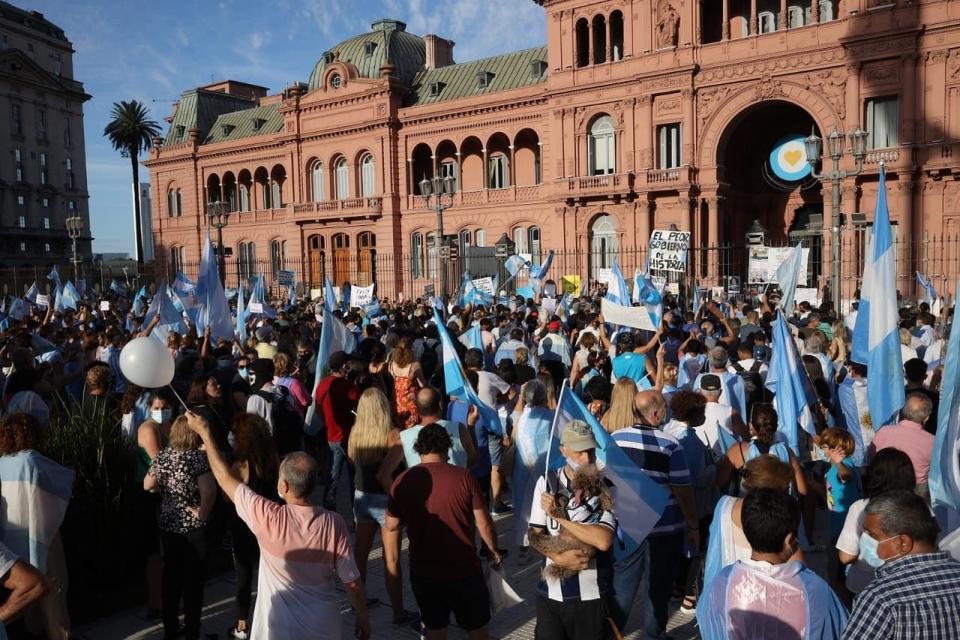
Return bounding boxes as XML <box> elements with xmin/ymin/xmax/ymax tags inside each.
<box><xmin>845</xmin><ymin>63</ymin><xmax>861</xmax><ymax>129</ymax></box>
<box><xmin>606</xmin><ymin>17</ymin><xmax>613</xmax><ymax>61</ymax></box>
<box><xmin>455</xmin><ymin>152</ymin><xmax>463</xmax><ymax>190</ymax></box>
<box><xmin>406</xmin><ymin>158</ymin><xmax>413</xmax><ymax>196</ymax></box>
<box><xmin>750</xmin><ymin>0</ymin><xmax>758</xmax><ymax>34</ymax></box>
<box><xmin>722</xmin><ymin>0</ymin><xmax>730</xmax><ymax>40</ymax></box>
<box><xmin>682</xmin><ymin>89</ymin><xmax>695</xmax><ymax>166</ymax></box>
<box><xmin>810</xmin><ymin>0</ymin><xmax>819</xmax><ymax>23</ymax></box>
<box><xmin>779</xmin><ymin>0</ymin><xmax>787</xmax><ymax>29</ymax></box>
<box><xmin>900</xmin><ymin>54</ymin><xmax>918</xmax><ymax>146</ymax></box>
<box><xmin>587</xmin><ymin>20</ymin><xmax>593</xmax><ymax>65</ymax></box>
<box><xmin>896</xmin><ymin>179</ymin><xmax>914</xmax><ymax>297</ymax></box>
<box><xmin>481</xmin><ymin>147</ymin><xmax>489</xmax><ymax>189</ymax></box>
<box><xmin>508</xmin><ymin>144</ymin><xmax>516</xmax><ymax>187</ymax></box>
<box><xmin>840</xmin><ymin>180</ymin><xmax>859</xmax><ymax>303</ymax></box>
<box><xmin>637</xmin><ymin>198</ymin><xmax>652</xmax><ymax>255</ymax></box>
<box><xmin>705</xmin><ymin>194</ymin><xmax>721</xmax><ymax>283</ymax></box>
<box><xmin>639</xmin><ymin>95</ymin><xmax>653</xmax><ymax>169</ymax></box>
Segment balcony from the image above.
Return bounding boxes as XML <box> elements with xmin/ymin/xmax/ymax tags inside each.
<box><xmin>292</xmin><ymin>197</ymin><xmax>382</xmax><ymax>222</ymax></box>
<box><xmin>864</xmin><ymin>149</ymin><xmax>900</xmax><ymax>165</ymax></box>
<box><xmin>562</xmin><ymin>172</ymin><xmax>635</xmax><ymax>204</ymax></box>
<box><xmin>640</xmin><ymin>166</ymin><xmax>696</xmax><ymax>190</ymax></box>
<box><xmin>405</xmin><ymin>185</ymin><xmax>543</xmax><ymax>210</ymax></box>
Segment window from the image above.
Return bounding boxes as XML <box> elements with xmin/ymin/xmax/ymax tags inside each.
<box><xmin>68</xmin><ymin>199</ymin><xmax>76</xmax><ymax>211</ymax></box>
<box><xmin>66</xmin><ymin>158</ymin><xmax>74</xmax><ymax>189</ymax></box>
<box><xmin>759</xmin><ymin>11</ymin><xmax>777</xmax><ymax>33</ymax></box>
<box><xmin>11</xmin><ymin>104</ymin><xmax>21</xmax><ymax>135</ymax></box>
<box><xmin>238</xmin><ymin>184</ymin><xmax>249</xmax><ymax>212</ymax></box>
<box><xmin>429</xmin><ymin>82</ymin><xmax>445</xmax><ymax>97</ymax></box>
<box><xmin>528</xmin><ymin>226</ymin><xmax>542</xmax><ymax>265</ymax></box>
<box><xmin>169</xmin><ymin>246</ymin><xmax>185</xmax><ymax>273</ymax></box>
<box><xmin>175</xmin><ymin>125</ymin><xmax>185</xmax><ymax>140</ymax></box>
<box><xmin>18</xmin><ymin>215</ymin><xmax>25</xmax><ymax>228</ymax></box>
<box><xmin>411</xmin><ymin>232</ymin><xmax>424</xmax><ymax>279</ymax></box>
<box><xmin>19</xmin><ymin>242</ymin><xmax>26</xmax><ymax>253</ymax></box>
<box><xmin>175</xmin><ymin>190</ymin><xmax>182</xmax><ymax>216</ymax></box>
<box><xmin>787</xmin><ymin>5</ymin><xmax>805</xmax><ymax>27</ymax></box>
<box><xmin>513</xmin><ymin>226</ymin><xmax>528</xmax><ymax>254</ymax></box>
<box><xmin>41</xmin><ymin>197</ymin><xmax>49</xmax><ymax>208</ymax></box>
<box><xmin>592</xmin><ymin>15</ymin><xmax>607</xmax><ymax>65</ymax></box>
<box><xmin>36</xmin><ymin>109</ymin><xmax>46</xmax><ymax>139</ymax></box>
<box><xmin>475</xmin><ymin>229</ymin><xmax>487</xmax><ymax>247</ymax></box>
<box><xmin>588</xmin><ymin>115</ymin><xmax>616</xmax><ymax>175</ymax></box>
<box><xmin>167</xmin><ymin>189</ymin><xmax>176</xmax><ymax>217</ymax></box>
<box><xmin>865</xmin><ymin>96</ymin><xmax>899</xmax><ymax>149</ymax></box>
<box><xmin>426</xmin><ymin>232</ymin><xmax>438</xmax><ymax>278</ymax></box>
<box><xmin>439</xmin><ymin>161</ymin><xmax>458</xmax><ymax>191</ymax></box>
<box><xmin>360</xmin><ymin>154</ymin><xmax>376</xmax><ymax>197</ymax></box>
<box><xmin>270</xmin><ymin>239</ymin><xmax>287</xmax><ymax>279</ymax></box>
<box><xmin>819</xmin><ymin>0</ymin><xmax>834</xmax><ymax>21</ymax></box>
<box><xmin>610</xmin><ymin>11</ymin><xmax>625</xmax><ymax>61</ymax></box>
<box><xmin>488</xmin><ymin>154</ymin><xmax>508</xmax><ymax>189</ymax></box>
<box><xmin>330</xmin><ymin>74</ymin><xmax>342</xmax><ymax>89</ymax></box>
<box><xmin>477</xmin><ymin>72</ymin><xmax>494</xmax><ymax>88</ymax></box>
<box><xmin>238</xmin><ymin>241</ymin><xmax>256</xmax><ymax>280</ymax></box>
<box><xmin>252</xmin><ymin>118</ymin><xmax>266</xmax><ymax>131</ymax></box>
<box><xmin>575</xmin><ymin>18</ymin><xmax>590</xmax><ymax>68</ymax></box>
<box><xmin>14</xmin><ymin>148</ymin><xmax>23</xmax><ymax>182</ymax></box>
<box><xmin>43</xmin><ymin>217</ymin><xmax>50</xmax><ymax>229</ymax></box>
<box><xmin>458</xmin><ymin>229</ymin><xmax>472</xmax><ymax>256</ymax></box>
<box><xmin>44</xmin><ymin>243</ymin><xmax>51</xmax><ymax>253</ymax></box>
<box><xmin>270</xmin><ymin>180</ymin><xmax>281</xmax><ymax>208</ymax></box>
<box><xmin>17</xmin><ymin>195</ymin><xmax>25</xmax><ymax>206</ymax></box>
<box><xmin>363</xmin><ymin>41</ymin><xmax>376</xmax><ymax>56</ymax></box>
<box><xmin>51</xmin><ymin>52</ymin><xmax>61</xmax><ymax>75</ymax></box>
<box><xmin>335</xmin><ymin>158</ymin><xmax>349</xmax><ymax>199</ymax></box>
<box><xmin>529</xmin><ymin>61</ymin><xmax>547</xmax><ymax>78</ymax></box>
<box><xmin>39</xmin><ymin>153</ymin><xmax>47</xmax><ymax>184</ymax></box>
<box><xmin>658</xmin><ymin>123</ymin><xmax>682</xmax><ymax>169</ymax></box>
<box><xmin>311</xmin><ymin>161</ymin><xmax>324</xmax><ymax>201</ymax></box>
<box><xmin>63</xmin><ymin>118</ymin><xmax>71</xmax><ymax>147</ymax></box>
<box><xmin>590</xmin><ymin>214</ymin><xmax>618</xmax><ymax>276</ymax></box>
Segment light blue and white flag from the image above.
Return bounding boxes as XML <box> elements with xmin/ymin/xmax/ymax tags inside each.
<box><xmin>172</xmin><ymin>272</ymin><xmax>196</xmax><ymax>297</ymax></box>
<box><xmin>58</xmin><ymin>281</ymin><xmax>80</xmax><ymax>312</ymax></box>
<box><xmin>692</xmin><ymin>284</ymin><xmax>702</xmax><ymax>318</ymax></box>
<box><xmin>605</xmin><ymin>260</ymin><xmax>631</xmax><ymax>307</ymax></box>
<box><xmin>8</xmin><ymin>298</ymin><xmax>28</xmax><ymax>321</ymax></box>
<box><xmin>460</xmin><ymin>324</ymin><xmax>483</xmax><ymax>351</ymax></box>
<box><xmin>132</xmin><ymin>285</ymin><xmax>148</xmax><ymax>317</ymax></box>
<box><xmin>765</xmin><ymin>310</ymin><xmax>817</xmax><ymax>455</ymax></box>
<box><xmin>547</xmin><ymin>383</ymin><xmax>669</xmax><ymax>546</ymax></box>
<box><xmin>46</xmin><ymin>266</ymin><xmax>60</xmax><ymax>286</ymax></box>
<box><xmin>109</xmin><ymin>278</ymin><xmax>127</xmax><ymax>295</ymax></box>
<box><xmin>852</xmin><ymin>165</ymin><xmax>904</xmax><ymax>427</ymax></box>
<box><xmin>324</xmin><ymin>277</ymin><xmax>338</xmax><ymax>314</ymax></box>
<box><xmin>633</xmin><ymin>269</ymin><xmax>664</xmax><ymax>328</ymax></box>
<box><xmin>24</xmin><ymin>282</ymin><xmax>39</xmax><ymax>305</ymax></box>
<box><xmin>516</xmin><ymin>285</ymin><xmax>536</xmax><ymax>301</ymax></box>
<box><xmin>305</xmin><ymin>308</ymin><xmax>358</xmax><ymax>434</ymax></box>
<box><xmin>916</xmin><ymin>271</ymin><xmax>937</xmax><ymax>305</ymax></box>
<box><xmin>930</xmin><ymin>277</ymin><xmax>960</xmax><ymax>530</ymax></box>
<box><xmin>249</xmin><ymin>273</ymin><xmax>276</xmax><ymax>318</ymax></box>
<box><xmin>776</xmin><ymin>243</ymin><xmax>804</xmax><ymax>314</ymax></box>
<box><xmin>530</xmin><ymin>250</ymin><xmax>555</xmax><ymax>292</ymax></box>
<box><xmin>236</xmin><ymin>284</ymin><xmax>249</xmax><ymax>344</ymax></box>
<box><xmin>194</xmin><ymin>231</ymin><xmax>234</xmax><ymax>342</ymax></box>
<box><xmin>505</xmin><ymin>255</ymin><xmax>530</xmax><ymax>278</ymax></box>
<box><xmin>143</xmin><ymin>282</ymin><xmax>187</xmax><ymax>343</ymax></box>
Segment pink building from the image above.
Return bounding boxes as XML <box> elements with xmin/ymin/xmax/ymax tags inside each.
<box><xmin>146</xmin><ymin>0</ymin><xmax>960</xmax><ymax>302</ymax></box>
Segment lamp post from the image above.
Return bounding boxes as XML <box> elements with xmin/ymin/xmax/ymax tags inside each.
<box><xmin>804</xmin><ymin>126</ymin><xmax>868</xmax><ymax>316</ymax></box>
<box><xmin>206</xmin><ymin>200</ymin><xmax>230</xmax><ymax>285</ymax></box>
<box><xmin>419</xmin><ymin>174</ymin><xmax>456</xmax><ymax>296</ymax></box>
<box><xmin>65</xmin><ymin>215</ymin><xmax>83</xmax><ymax>282</ymax></box>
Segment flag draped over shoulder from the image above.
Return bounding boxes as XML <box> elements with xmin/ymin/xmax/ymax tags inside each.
<box><xmin>852</xmin><ymin>165</ymin><xmax>904</xmax><ymax>427</ymax></box>
<box><xmin>548</xmin><ymin>384</ymin><xmax>669</xmax><ymax>545</ymax></box>
<box><xmin>194</xmin><ymin>231</ymin><xmax>234</xmax><ymax>342</ymax></box>
<box><xmin>931</xmin><ymin>277</ymin><xmax>960</xmax><ymax>530</ymax></box>
<box><xmin>765</xmin><ymin>311</ymin><xmax>817</xmax><ymax>455</ymax></box>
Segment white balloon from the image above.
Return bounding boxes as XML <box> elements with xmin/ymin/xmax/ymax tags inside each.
<box><xmin>119</xmin><ymin>337</ymin><xmax>175</xmax><ymax>389</ymax></box>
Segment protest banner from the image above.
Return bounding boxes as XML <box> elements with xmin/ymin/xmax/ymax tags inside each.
<box><xmin>648</xmin><ymin>229</ymin><xmax>691</xmax><ymax>272</ymax></box>
<box><xmin>748</xmin><ymin>246</ymin><xmax>810</xmax><ymax>285</ymax></box>
<box><xmin>794</xmin><ymin>287</ymin><xmax>820</xmax><ymax>307</ymax></box>
<box><xmin>248</xmin><ymin>302</ymin><xmax>263</xmax><ymax>313</ymax></box>
<box><xmin>711</xmin><ymin>286</ymin><xmax>725</xmax><ymax>301</ymax></box>
<box><xmin>424</xmin><ymin>283</ymin><xmax>435</xmax><ymax>298</ymax></box>
<box><xmin>36</xmin><ymin>294</ymin><xmax>50</xmax><ymax>308</ymax></box>
<box><xmin>310</xmin><ymin>288</ymin><xmax>322</xmax><ymax>300</ymax></box>
<box><xmin>598</xmin><ymin>268</ymin><xmax>614</xmax><ymax>288</ymax></box>
<box><xmin>541</xmin><ymin>297</ymin><xmax>558</xmax><ymax>317</ymax></box>
<box><xmin>601</xmin><ymin>298</ymin><xmax>657</xmax><ymax>331</ymax></box>
<box><xmin>561</xmin><ymin>275</ymin><xmax>581</xmax><ymax>295</ymax></box>
<box><xmin>350</xmin><ymin>283</ymin><xmax>375</xmax><ymax>307</ymax></box>
<box><xmin>278</xmin><ymin>270</ymin><xmax>295</xmax><ymax>286</ymax></box>
<box><xmin>99</xmin><ymin>300</ymin><xmax>110</xmax><ymax>311</ymax></box>
<box><xmin>472</xmin><ymin>277</ymin><xmax>495</xmax><ymax>297</ymax></box>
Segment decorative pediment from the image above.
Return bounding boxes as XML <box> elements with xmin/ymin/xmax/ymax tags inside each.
<box><xmin>0</xmin><ymin>49</ymin><xmax>88</xmax><ymax>99</ymax></box>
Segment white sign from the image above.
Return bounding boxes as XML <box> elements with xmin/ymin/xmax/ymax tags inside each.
<box><xmin>248</xmin><ymin>302</ymin><xmax>263</xmax><ymax>314</ymax></box>
<box><xmin>472</xmin><ymin>277</ymin><xmax>495</xmax><ymax>297</ymax></box>
<box><xmin>711</xmin><ymin>286</ymin><xmax>726</xmax><ymax>301</ymax></box>
<box><xmin>36</xmin><ymin>294</ymin><xmax>50</xmax><ymax>307</ymax></box>
<box><xmin>310</xmin><ymin>288</ymin><xmax>323</xmax><ymax>300</ymax></box>
<box><xmin>350</xmin><ymin>283</ymin><xmax>375</xmax><ymax>307</ymax></box>
<box><xmin>598</xmin><ymin>268</ymin><xmax>614</xmax><ymax>288</ymax></box>
<box><xmin>667</xmin><ymin>282</ymin><xmax>680</xmax><ymax>295</ymax></box>
<box><xmin>748</xmin><ymin>246</ymin><xmax>811</xmax><ymax>285</ymax></box>
<box><xmin>541</xmin><ymin>298</ymin><xmax>558</xmax><ymax>317</ymax></box>
<box><xmin>601</xmin><ymin>298</ymin><xmax>657</xmax><ymax>331</ymax></box>
<box><xmin>99</xmin><ymin>301</ymin><xmax>111</xmax><ymax>311</ymax></box>
<box><xmin>648</xmin><ymin>229</ymin><xmax>691</xmax><ymax>272</ymax></box>
<box><xmin>794</xmin><ymin>287</ymin><xmax>820</xmax><ymax>307</ymax></box>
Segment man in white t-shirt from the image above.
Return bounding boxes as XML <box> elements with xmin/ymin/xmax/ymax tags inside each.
<box><xmin>185</xmin><ymin>412</ymin><xmax>370</xmax><ymax>640</ymax></box>
<box><xmin>697</xmin><ymin>374</ymin><xmax>743</xmax><ymax>457</ymax></box>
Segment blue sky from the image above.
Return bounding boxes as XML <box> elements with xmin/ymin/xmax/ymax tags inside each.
<box><xmin>27</xmin><ymin>0</ymin><xmax>547</xmax><ymax>253</ymax></box>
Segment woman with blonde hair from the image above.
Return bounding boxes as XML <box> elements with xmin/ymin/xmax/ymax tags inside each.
<box><xmin>388</xmin><ymin>337</ymin><xmax>426</xmax><ymax>428</ymax></box>
<box><xmin>828</xmin><ymin>321</ymin><xmax>849</xmax><ymax>366</ymax></box>
<box><xmin>346</xmin><ymin>387</ymin><xmax>415</xmax><ymax>625</ymax></box>
<box><xmin>601</xmin><ymin>377</ymin><xmax>638</xmax><ymax>433</ymax></box>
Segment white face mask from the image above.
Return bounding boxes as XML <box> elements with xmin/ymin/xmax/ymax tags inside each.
<box><xmin>151</xmin><ymin>409</ymin><xmax>172</xmax><ymax>424</ymax></box>
<box><xmin>565</xmin><ymin>456</ymin><xmax>583</xmax><ymax>472</ymax></box>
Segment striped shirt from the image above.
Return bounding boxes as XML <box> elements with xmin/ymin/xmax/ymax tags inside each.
<box><xmin>842</xmin><ymin>552</ymin><xmax>960</xmax><ymax>639</ymax></box>
<box><xmin>529</xmin><ymin>470</ymin><xmax>617</xmax><ymax>602</ymax></box>
<box><xmin>611</xmin><ymin>425</ymin><xmax>690</xmax><ymax>536</ymax></box>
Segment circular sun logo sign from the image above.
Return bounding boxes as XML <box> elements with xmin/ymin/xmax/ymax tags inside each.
<box><xmin>768</xmin><ymin>136</ymin><xmax>811</xmax><ymax>182</ymax></box>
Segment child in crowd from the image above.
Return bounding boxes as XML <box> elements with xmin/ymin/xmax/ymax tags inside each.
<box><xmin>819</xmin><ymin>427</ymin><xmax>862</xmax><ymax>584</ymax></box>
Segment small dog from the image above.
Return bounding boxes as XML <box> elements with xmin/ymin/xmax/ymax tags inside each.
<box><xmin>528</xmin><ymin>464</ymin><xmax>614</xmax><ymax>581</ymax></box>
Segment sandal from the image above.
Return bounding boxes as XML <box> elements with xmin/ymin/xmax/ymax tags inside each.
<box><xmin>680</xmin><ymin>595</ymin><xmax>697</xmax><ymax>613</ymax></box>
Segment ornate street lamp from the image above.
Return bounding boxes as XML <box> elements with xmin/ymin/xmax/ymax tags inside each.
<box><xmin>805</xmin><ymin>126</ymin><xmax>868</xmax><ymax>315</ymax></box>
<box><xmin>206</xmin><ymin>200</ymin><xmax>230</xmax><ymax>285</ymax></box>
<box><xmin>65</xmin><ymin>215</ymin><xmax>83</xmax><ymax>282</ymax></box>
<box><xmin>419</xmin><ymin>174</ymin><xmax>456</xmax><ymax>296</ymax></box>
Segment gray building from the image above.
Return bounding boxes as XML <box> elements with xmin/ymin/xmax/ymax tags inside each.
<box><xmin>0</xmin><ymin>2</ymin><xmax>91</xmax><ymax>266</ymax></box>
<box><xmin>135</xmin><ymin>182</ymin><xmax>153</xmax><ymax>262</ymax></box>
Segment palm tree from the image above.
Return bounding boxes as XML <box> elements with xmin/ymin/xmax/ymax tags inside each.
<box><xmin>104</xmin><ymin>100</ymin><xmax>161</xmax><ymax>267</ymax></box>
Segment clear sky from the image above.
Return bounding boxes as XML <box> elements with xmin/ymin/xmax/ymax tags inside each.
<box><xmin>26</xmin><ymin>0</ymin><xmax>547</xmax><ymax>253</ymax></box>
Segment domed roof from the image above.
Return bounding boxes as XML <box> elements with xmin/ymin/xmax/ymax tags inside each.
<box><xmin>307</xmin><ymin>19</ymin><xmax>425</xmax><ymax>91</ymax></box>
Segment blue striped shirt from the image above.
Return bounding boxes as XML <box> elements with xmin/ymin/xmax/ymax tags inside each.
<box><xmin>611</xmin><ymin>425</ymin><xmax>690</xmax><ymax>536</ymax></box>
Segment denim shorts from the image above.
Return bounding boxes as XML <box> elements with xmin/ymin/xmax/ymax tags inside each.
<box><xmin>488</xmin><ymin>437</ymin><xmax>504</xmax><ymax>466</ymax></box>
<box><xmin>353</xmin><ymin>490</ymin><xmax>388</xmax><ymax>526</ymax></box>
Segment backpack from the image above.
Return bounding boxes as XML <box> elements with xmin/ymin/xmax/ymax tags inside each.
<box><xmin>256</xmin><ymin>386</ymin><xmax>304</xmax><ymax>456</ymax></box>
<box><xmin>731</xmin><ymin>360</ymin><xmax>769</xmax><ymax>414</ymax></box>
<box><xmin>420</xmin><ymin>340</ymin><xmax>440</xmax><ymax>382</ymax></box>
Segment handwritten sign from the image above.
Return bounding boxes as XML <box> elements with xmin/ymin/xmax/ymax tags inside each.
<box><xmin>248</xmin><ymin>302</ymin><xmax>263</xmax><ymax>314</ymax></box>
<box><xmin>424</xmin><ymin>283</ymin><xmax>435</xmax><ymax>298</ymax></box>
<box><xmin>472</xmin><ymin>277</ymin><xmax>495</xmax><ymax>297</ymax></box>
<box><xmin>36</xmin><ymin>294</ymin><xmax>50</xmax><ymax>308</ymax></box>
<box><xmin>350</xmin><ymin>283</ymin><xmax>375</xmax><ymax>308</ymax></box>
<box><xmin>601</xmin><ymin>298</ymin><xmax>657</xmax><ymax>331</ymax></box>
<box><xmin>278</xmin><ymin>270</ymin><xmax>295</xmax><ymax>286</ymax></box>
<box><xmin>794</xmin><ymin>287</ymin><xmax>820</xmax><ymax>307</ymax></box>
<box><xmin>99</xmin><ymin>301</ymin><xmax>110</xmax><ymax>311</ymax></box>
<box><xmin>648</xmin><ymin>229</ymin><xmax>691</xmax><ymax>272</ymax></box>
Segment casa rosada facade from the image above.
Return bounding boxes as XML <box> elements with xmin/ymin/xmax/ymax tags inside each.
<box><xmin>146</xmin><ymin>0</ymin><xmax>960</xmax><ymax>302</ymax></box>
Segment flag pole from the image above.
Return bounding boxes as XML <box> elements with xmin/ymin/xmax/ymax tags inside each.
<box><xmin>543</xmin><ymin>382</ymin><xmax>568</xmax><ymax>486</ymax></box>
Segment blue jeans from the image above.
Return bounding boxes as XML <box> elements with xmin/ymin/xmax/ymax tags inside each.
<box><xmin>324</xmin><ymin>441</ymin><xmax>353</xmax><ymax>510</ymax></box>
<box><xmin>610</xmin><ymin>539</ymin><xmax>649</xmax><ymax>633</ymax></box>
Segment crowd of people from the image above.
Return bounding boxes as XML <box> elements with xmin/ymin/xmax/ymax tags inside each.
<box><xmin>0</xmin><ymin>273</ymin><xmax>958</xmax><ymax>640</ymax></box>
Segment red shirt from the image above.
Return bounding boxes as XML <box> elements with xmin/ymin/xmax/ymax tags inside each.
<box><xmin>314</xmin><ymin>375</ymin><xmax>360</xmax><ymax>444</ymax></box>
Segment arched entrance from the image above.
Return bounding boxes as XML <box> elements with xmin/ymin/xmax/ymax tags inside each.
<box><xmin>589</xmin><ymin>214</ymin><xmax>618</xmax><ymax>280</ymax></box>
<box><xmin>713</xmin><ymin>100</ymin><xmax>824</xmax><ymax>286</ymax></box>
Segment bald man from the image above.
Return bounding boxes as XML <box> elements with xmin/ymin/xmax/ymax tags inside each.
<box><xmin>608</xmin><ymin>389</ymin><xmax>700</xmax><ymax>636</ymax></box>
<box><xmin>869</xmin><ymin>393</ymin><xmax>935</xmax><ymax>497</ymax></box>
<box><xmin>400</xmin><ymin>388</ymin><xmax>478</xmax><ymax>469</ymax></box>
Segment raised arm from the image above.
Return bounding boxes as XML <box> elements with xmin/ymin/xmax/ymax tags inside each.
<box><xmin>185</xmin><ymin>411</ymin><xmax>242</xmax><ymax>500</ymax></box>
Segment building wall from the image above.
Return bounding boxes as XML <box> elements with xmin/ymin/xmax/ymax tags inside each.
<box><xmin>136</xmin><ymin>182</ymin><xmax>153</xmax><ymax>263</ymax></box>
<box><xmin>147</xmin><ymin>0</ymin><xmax>960</xmax><ymax>300</ymax></box>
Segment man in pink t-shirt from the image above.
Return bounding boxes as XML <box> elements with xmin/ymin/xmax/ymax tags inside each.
<box><xmin>185</xmin><ymin>411</ymin><xmax>370</xmax><ymax>639</ymax></box>
<box><xmin>868</xmin><ymin>393</ymin><xmax>935</xmax><ymax>493</ymax></box>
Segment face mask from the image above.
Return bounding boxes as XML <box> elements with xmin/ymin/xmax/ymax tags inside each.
<box><xmin>859</xmin><ymin>532</ymin><xmax>901</xmax><ymax>568</ymax></box>
<box><xmin>151</xmin><ymin>409</ymin><xmax>172</xmax><ymax>424</ymax></box>
<box><xmin>238</xmin><ymin>367</ymin><xmax>248</xmax><ymax>380</ymax></box>
<box><xmin>565</xmin><ymin>456</ymin><xmax>583</xmax><ymax>472</ymax></box>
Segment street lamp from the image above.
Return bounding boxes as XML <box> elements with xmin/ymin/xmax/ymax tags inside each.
<box><xmin>65</xmin><ymin>215</ymin><xmax>83</xmax><ymax>282</ymax></box>
<box><xmin>419</xmin><ymin>174</ymin><xmax>456</xmax><ymax>296</ymax></box>
<box><xmin>804</xmin><ymin>125</ymin><xmax>868</xmax><ymax>315</ymax></box>
<box><xmin>206</xmin><ymin>200</ymin><xmax>230</xmax><ymax>285</ymax></box>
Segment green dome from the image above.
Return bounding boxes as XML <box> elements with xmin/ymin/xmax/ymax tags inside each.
<box><xmin>307</xmin><ymin>19</ymin><xmax>426</xmax><ymax>91</ymax></box>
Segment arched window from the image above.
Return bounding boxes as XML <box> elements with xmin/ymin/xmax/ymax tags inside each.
<box><xmin>238</xmin><ymin>241</ymin><xmax>256</xmax><ymax>281</ymax></box>
<box><xmin>238</xmin><ymin>184</ymin><xmax>249</xmax><ymax>212</ymax></box>
<box><xmin>270</xmin><ymin>180</ymin><xmax>282</xmax><ymax>208</ymax></box>
<box><xmin>590</xmin><ymin>215</ymin><xmax>617</xmax><ymax>277</ymax></box>
<box><xmin>458</xmin><ymin>229</ymin><xmax>472</xmax><ymax>257</ymax></box>
<box><xmin>360</xmin><ymin>154</ymin><xmax>376</xmax><ymax>197</ymax></box>
<box><xmin>758</xmin><ymin>11</ymin><xmax>777</xmax><ymax>33</ymax></box>
<box><xmin>513</xmin><ymin>226</ymin><xmax>528</xmax><ymax>254</ymax></box>
<box><xmin>411</xmin><ymin>232</ymin><xmax>424</xmax><ymax>279</ymax></box>
<box><xmin>311</xmin><ymin>160</ymin><xmax>324</xmax><ymax>202</ymax></box>
<box><xmin>592</xmin><ymin>15</ymin><xmax>607</xmax><ymax>65</ymax></box>
<box><xmin>332</xmin><ymin>232</ymin><xmax>350</xmax><ymax>284</ymax></box>
<box><xmin>588</xmin><ymin>115</ymin><xmax>616</xmax><ymax>176</ymax></box>
<box><xmin>610</xmin><ymin>11</ymin><xmax>624</xmax><ymax>61</ymax></box>
<box><xmin>167</xmin><ymin>189</ymin><xmax>175</xmax><ymax>218</ymax></box>
<box><xmin>475</xmin><ymin>229</ymin><xmax>486</xmax><ymax>247</ymax></box>
<box><xmin>488</xmin><ymin>154</ymin><xmax>509</xmax><ymax>189</ymax></box>
<box><xmin>787</xmin><ymin>4</ymin><xmax>805</xmax><ymax>27</ymax></box>
<box><xmin>818</xmin><ymin>0</ymin><xmax>834</xmax><ymax>21</ymax></box>
<box><xmin>169</xmin><ymin>246</ymin><xmax>185</xmax><ymax>273</ymax></box>
<box><xmin>335</xmin><ymin>158</ymin><xmax>349</xmax><ymax>200</ymax></box>
<box><xmin>175</xmin><ymin>189</ymin><xmax>183</xmax><ymax>216</ymax></box>
<box><xmin>575</xmin><ymin>18</ymin><xmax>590</xmax><ymax>68</ymax></box>
<box><xmin>439</xmin><ymin>160</ymin><xmax>458</xmax><ymax>191</ymax></box>
<box><xmin>528</xmin><ymin>226</ymin><xmax>542</xmax><ymax>265</ymax></box>
<box><xmin>270</xmin><ymin>239</ymin><xmax>287</xmax><ymax>280</ymax></box>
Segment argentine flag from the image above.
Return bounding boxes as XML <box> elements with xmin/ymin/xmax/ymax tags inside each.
<box><xmin>323</xmin><ymin>277</ymin><xmax>338</xmax><ymax>314</ymax></box>
<box><xmin>930</xmin><ymin>276</ymin><xmax>960</xmax><ymax>530</ymax></box>
<box><xmin>24</xmin><ymin>282</ymin><xmax>39</xmax><ymax>305</ymax></box>
<box><xmin>236</xmin><ymin>284</ymin><xmax>249</xmax><ymax>344</ymax></box>
<box><xmin>194</xmin><ymin>231</ymin><xmax>235</xmax><ymax>342</ymax></box>
<box><xmin>605</xmin><ymin>260</ymin><xmax>631</xmax><ymax>306</ymax></box>
<box><xmin>173</xmin><ymin>272</ymin><xmax>196</xmax><ymax>297</ymax></box>
<box><xmin>460</xmin><ymin>324</ymin><xmax>483</xmax><ymax>351</ymax></box>
<box><xmin>916</xmin><ymin>271</ymin><xmax>937</xmax><ymax>305</ymax></box>
<box><xmin>852</xmin><ymin>165</ymin><xmax>904</xmax><ymax>427</ymax></box>
<box><xmin>776</xmin><ymin>243</ymin><xmax>804</xmax><ymax>314</ymax></box>
<box><xmin>505</xmin><ymin>254</ymin><xmax>530</xmax><ymax>277</ymax></box>
<box><xmin>304</xmin><ymin>308</ymin><xmax>357</xmax><ymax>434</ymax></box>
<box><xmin>548</xmin><ymin>383</ymin><xmax>669</xmax><ymax>546</ymax></box>
<box><xmin>765</xmin><ymin>310</ymin><xmax>817</xmax><ymax>455</ymax></box>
